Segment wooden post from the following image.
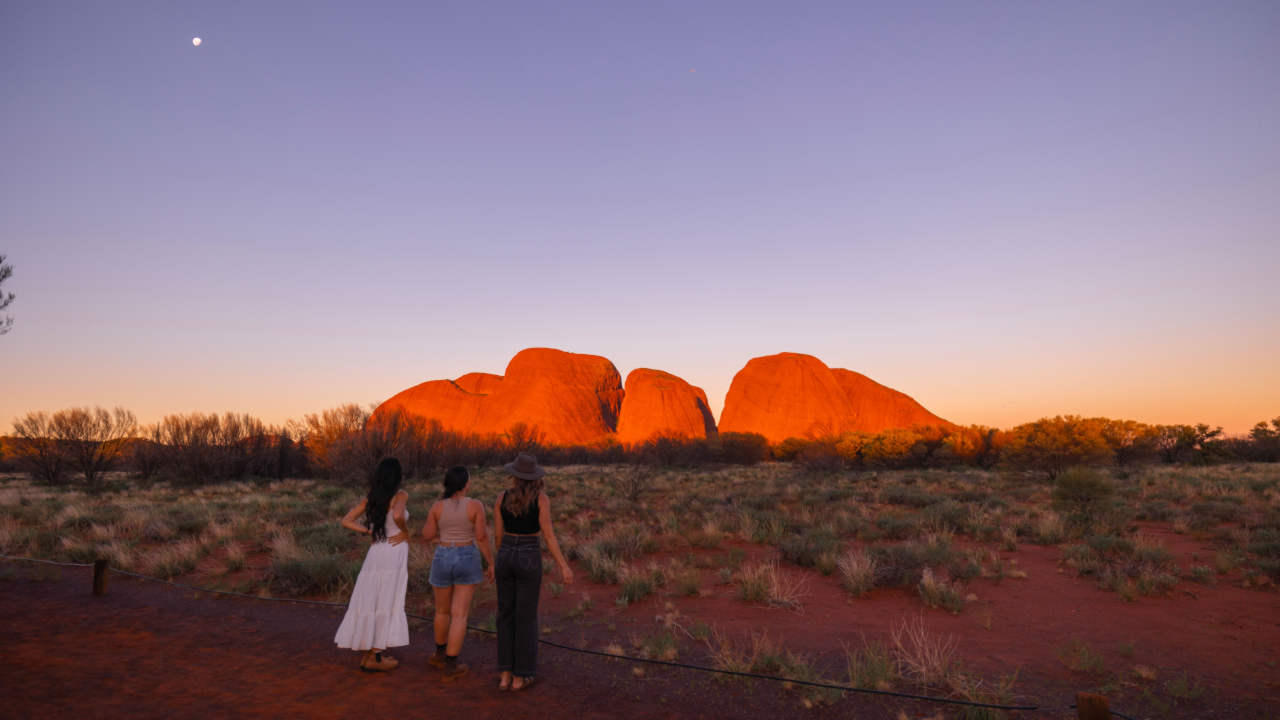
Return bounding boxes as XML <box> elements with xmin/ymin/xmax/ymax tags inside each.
<box><xmin>1076</xmin><ymin>691</ymin><xmax>1110</xmax><ymax>720</ymax></box>
<box><xmin>92</xmin><ymin>558</ymin><xmax>109</xmax><ymax>596</ymax></box>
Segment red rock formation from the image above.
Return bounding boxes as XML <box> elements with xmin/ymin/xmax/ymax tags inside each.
<box><xmin>375</xmin><ymin>348</ymin><xmax>624</xmax><ymax>447</ymax></box>
<box><xmin>719</xmin><ymin>352</ymin><xmax>950</xmax><ymax>443</ymax></box>
<box><xmin>454</xmin><ymin>372</ymin><xmax>502</xmax><ymax>395</ymax></box>
<box><xmin>375</xmin><ymin>378</ymin><xmax>485</xmax><ymax>429</ymax></box>
<box><xmin>830</xmin><ymin>368</ymin><xmax>953</xmax><ymax>433</ymax></box>
<box><xmin>615</xmin><ymin>369</ymin><xmax>717</xmax><ymax>445</ymax></box>
<box><xmin>474</xmin><ymin>348</ymin><xmax>624</xmax><ymax>446</ymax></box>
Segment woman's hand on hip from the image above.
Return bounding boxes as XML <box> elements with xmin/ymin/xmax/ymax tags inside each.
<box><xmin>387</xmin><ymin>532</ymin><xmax>408</xmax><ymax>546</ymax></box>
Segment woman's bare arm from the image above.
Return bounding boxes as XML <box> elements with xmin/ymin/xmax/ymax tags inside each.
<box><xmin>538</xmin><ymin>492</ymin><xmax>573</xmax><ymax>584</ymax></box>
<box><xmin>421</xmin><ymin>500</ymin><xmax>441</xmax><ymax>542</ymax></box>
<box><xmin>472</xmin><ymin>499</ymin><xmax>495</xmax><ymax>582</ymax></box>
<box><xmin>340</xmin><ymin>499</ymin><xmax>370</xmax><ymax>535</ymax></box>
<box><xmin>493</xmin><ymin>492</ymin><xmax>505</xmax><ymax>548</ymax></box>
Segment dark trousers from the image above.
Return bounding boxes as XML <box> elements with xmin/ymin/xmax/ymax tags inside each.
<box><xmin>496</xmin><ymin>535</ymin><xmax>542</xmax><ymax>676</ymax></box>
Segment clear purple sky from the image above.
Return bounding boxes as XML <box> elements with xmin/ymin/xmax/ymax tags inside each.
<box><xmin>4</xmin><ymin>1</ymin><xmax>1278</xmax><ymax>433</ymax></box>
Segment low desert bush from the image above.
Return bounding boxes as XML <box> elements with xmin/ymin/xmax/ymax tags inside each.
<box><xmin>778</xmin><ymin>527</ymin><xmax>841</xmax><ymax>573</ymax></box>
<box><xmin>1052</xmin><ymin>467</ymin><xmax>1115</xmax><ymax>529</ymax></box>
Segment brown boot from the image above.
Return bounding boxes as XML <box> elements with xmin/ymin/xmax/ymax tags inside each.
<box><xmin>428</xmin><ymin>649</ymin><xmax>448</xmax><ymax>670</ymax></box>
<box><xmin>440</xmin><ymin>660</ymin><xmax>470</xmax><ymax>682</ymax></box>
<box><xmin>361</xmin><ymin>651</ymin><xmax>399</xmax><ymax>672</ymax></box>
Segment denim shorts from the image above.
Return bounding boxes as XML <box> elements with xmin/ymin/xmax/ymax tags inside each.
<box><xmin>429</xmin><ymin>544</ymin><xmax>484</xmax><ymax>587</ymax></box>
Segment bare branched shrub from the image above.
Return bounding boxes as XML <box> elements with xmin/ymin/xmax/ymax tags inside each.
<box><xmin>11</xmin><ymin>411</ymin><xmax>68</xmax><ymax>484</ymax></box>
<box><xmin>55</xmin><ymin>406</ymin><xmax>137</xmax><ymax>486</ymax></box>
<box><xmin>303</xmin><ymin>405</ymin><xmax>417</xmax><ymax>484</ymax></box>
<box><xmin>617</xmin><ymin>466</ymin><xmax>653</xmax><ymax>503</ymax></box>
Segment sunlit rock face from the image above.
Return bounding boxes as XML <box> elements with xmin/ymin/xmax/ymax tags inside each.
<box><xmin>453</xmin><ymin>372</ymin><xmax>502</xmax><ymax>395</ymax></box>
<box><xmin>830</xmin><ymin>368</ymin><xmax>952</xmax><ymax>433</ymax></box>
<box><xmin>375</xmin><ymin>348</ymin><xmax>624</xmax><ymax>447</ymax></box>
<box><xmin>474</xmin><ymin>348</ymin><xmax>624</xmax><ymax>446</ymax></box>
<box><xmin>718</xmin><ymin>353</ymin><xmax>857</xmax><ymax>443</ymax></box>
<box><xmin>378</xmin><ymin>349</ymin><xmax>949</xmax><ymax>448</ymax></box>
<box><xmin>615</xmin><ymin>368</ymin><xmax>717</xmax><ymax>445</ymax></box>
<box><xmin>719</xmin><ymin>352</ymin><xmax>950</xmax><ymax>443</ymax></box>
<box><xmin>376</xmin><ymin>378</ymin><xmax>486</xmax><ymax>430</ymax></box>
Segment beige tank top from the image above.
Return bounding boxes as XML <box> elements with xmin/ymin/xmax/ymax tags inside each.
<box><xmin>438</xmin><ymin>497</ymin><xmax>476</xmax><ymax>544</ymax></box>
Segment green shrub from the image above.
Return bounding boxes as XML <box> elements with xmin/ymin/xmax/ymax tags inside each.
<box><xmin>779</xmin><ymin>528</ymin><xmax>841</xmax><ymax>570</ymax></box>
<box><xmin>870</xmin><ymin>543</ymin><xmax>930</xmax><ymax>587</ymax></box>
<box><xmin>1052</xmin><ymin>467</ymin><xmax>1115</xmax><ymax>527</ymax></box>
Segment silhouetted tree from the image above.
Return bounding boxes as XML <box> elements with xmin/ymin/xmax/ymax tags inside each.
<box><xmin>130</xmin><ymin>423</ymin><xmax>167</xmax><ymax>480</ymax></box>
<box><xmin>1249</xmin><ymin>417</ymin><xmax>1280</xmax><ymax>462</ymax></box>
<box><xmin>56</xmin><ymin>406</ymin><xmax>137</xmax><ymax>487</ymax></box>
<box><xmin>1154</xmin><ymin>424</ymin><xmax>1222</xmax><ymax>464</ymax></box>
<box><xmin>11</xmin><ymin>412</ymin><xmax>67</xmax><ymax>483</ymax></box>
<box><xmin>0</xmin><ymin>254</ymin><xmax>14</xmax><ymax>335</ymax></box>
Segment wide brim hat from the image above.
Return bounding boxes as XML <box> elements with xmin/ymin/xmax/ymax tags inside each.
<box><xmin>504</xmin><ymin>452</ymin><xmax>546</xmax><ymax>480</ymax></box>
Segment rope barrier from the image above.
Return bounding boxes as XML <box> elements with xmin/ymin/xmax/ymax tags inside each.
<box><xmin>1</xmin><ymin>555</ymin><xmax>94</xmax><ymax>568</ymax></box>
<box><xmin>1070</xmin><ymin>705</ymin><xmax>1138</xmax><ymax>720</ymax></box>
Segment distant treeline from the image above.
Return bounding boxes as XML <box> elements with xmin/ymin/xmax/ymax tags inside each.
<box><xmin>3</xmin><ymin>405</ymin><xmax>1278</xmax><ymax>488</ymax></box>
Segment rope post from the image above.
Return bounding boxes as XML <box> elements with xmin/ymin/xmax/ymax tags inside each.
<box><xmin>1076</xmin><ymin>691</ymin><xmax>1110</xmax><ymax>720</ymax></box>
<box><xmin>92</xmin><ymin>558</ymin><xmax>109</xmax><ymax>596</ymax></box>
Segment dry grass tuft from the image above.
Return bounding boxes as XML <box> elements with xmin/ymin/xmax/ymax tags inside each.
<box><xmin>837</xmin><ymin>548</ymin><xmax>877</xmax><ymax>597</ymax></box>
<box><xmin>890</xmin><ymin>615</ymin><xmax>957</xmax><ymax>689</ymax></box>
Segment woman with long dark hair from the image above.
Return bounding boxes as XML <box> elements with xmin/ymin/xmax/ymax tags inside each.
<box><xmin>420</xmin><ymin>465</ymin><xmax>494</xmax><ymax>681</ymax></box>
<box><xmin>493</xmin><ymin>453</ymin><xmax>573</xmax><ymax>691</ymax></box>
<box><xmin>334</xmin><ymin>457</ymin><xmax>410</xmax><ymax>672</ymax></box>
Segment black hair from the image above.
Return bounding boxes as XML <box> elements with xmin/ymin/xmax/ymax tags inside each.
<box><xmin>442</xmin><ymin>465</ymin><xmax>469</xmax><ymax>499</ymax></box>
<box><xmin>363</xmin><ymin>457</ymin><xmax>403</xmax><ymax>542</ymax></box>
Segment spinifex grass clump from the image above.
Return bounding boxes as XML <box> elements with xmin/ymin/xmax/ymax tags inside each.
<box><xmin>1061</xmin><ymin>532</ymin><xmax>1178</xmax><ymax>599</ymax></box>
<box><xmin>836</xmin><ymin>548</ymin><xmax>877</xmax><ymax>597</ymax></box>
<box><xmin>917</xmin><ymin>568</ymin><xmax>965</xmax><ymax>613</ymax></box>
<box><xmin>778</xmin><ymin>525</ymin><xmax>841</xmax><ymax>575</ymax></box>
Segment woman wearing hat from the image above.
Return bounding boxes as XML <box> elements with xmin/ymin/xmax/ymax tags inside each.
<box><xmin>493</xmin><ymin>452</ymin><xmax>573</xmax><ymax>691</ymax></box>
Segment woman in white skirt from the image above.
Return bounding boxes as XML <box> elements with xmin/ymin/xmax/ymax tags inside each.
<box><xmin>334</xmin><ymin>457</ymin><xmax>410</xmax><ymax>672</ymax></box>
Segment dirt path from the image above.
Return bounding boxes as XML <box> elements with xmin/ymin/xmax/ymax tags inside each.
<box><xmin>0</xmin><ymin>565</ymin><xmax>946</xmax><ymax>720</ymax></box>
<box><xmin>3</xmin><ymin>556</ymin><xmax>1276</xmax><ymax>719</ymax></box>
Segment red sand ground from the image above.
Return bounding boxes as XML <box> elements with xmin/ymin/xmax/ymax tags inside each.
<box><xmin>3</xmin><ymin>525</ymin><xmax>1277</xmax><ymax>719</ymax></box>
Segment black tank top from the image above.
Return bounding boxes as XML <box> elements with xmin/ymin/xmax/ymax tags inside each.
<box><xmin>501</xmin><ymin>493</ymin><xmax>540</xmax><ymax>534</ymax></box>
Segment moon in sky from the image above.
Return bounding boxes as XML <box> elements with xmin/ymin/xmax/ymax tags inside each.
<box><xmin>192</xmin><ymin>37</ymin><xmax>202</xmax><ymax>47</ymax></box>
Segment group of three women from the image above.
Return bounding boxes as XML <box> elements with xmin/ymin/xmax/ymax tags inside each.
<box><xmin>332</xmin><ymin>452</ymin><xmax>573</xmax><ymax>691</ymax></box>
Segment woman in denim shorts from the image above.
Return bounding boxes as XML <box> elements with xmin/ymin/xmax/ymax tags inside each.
<box><xmin>421</xmin><ymin>466</ymin><xmax>494</xmax><ymax>681</ymax></box>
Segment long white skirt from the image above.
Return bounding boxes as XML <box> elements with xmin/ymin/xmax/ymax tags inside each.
<box><xmin>334</xmin><ymin>541</ymin><xmax>410</xmax><ymax>650</ymax></box>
